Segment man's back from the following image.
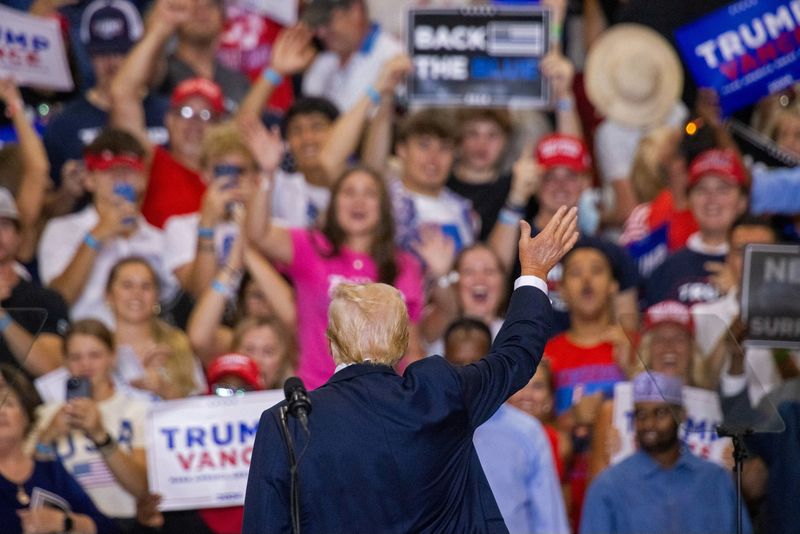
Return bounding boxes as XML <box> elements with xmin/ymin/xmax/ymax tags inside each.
<box><xmin>243</xmin><ymin>285</ymin><xmax>552</xmax><ymax>533</ymax></box>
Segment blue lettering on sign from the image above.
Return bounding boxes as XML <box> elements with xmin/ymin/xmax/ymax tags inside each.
<box><xmin>0</xmin><ymin>29</ymin><xmax>49</xmax><ymax>50</ymax></box>
<box><xmin>470</xmin><ymin>57</ymin><xmax>539</xmax><ymax>81</ymax></box>
<box><xmin>161</xmin><ymin>427</ymin><xmax>179</xmax><ymax>449</ymax></box>
<box><xmin>240</xmin><ymin>420</ymin><xmax>258</xmax><ymax>441</ymax></box>
<box><xmin>160</xmin><ymin>420</ymin><xmax>261</xmax><ymax>448</ymax></box>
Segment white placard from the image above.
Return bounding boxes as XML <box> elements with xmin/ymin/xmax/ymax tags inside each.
<box><xmin>146</xmin><ymin>390</ymin><xmax>284</xmax><ymax>510</ymax></box>
<box><xmin>231</xmin><ymin>0</ymin><xmax>297</xmax><ymax>26</ymax></box>
<box><xmin>0</xmin><ymin>5</ymin><xmax>73</xmax><ymax>91</ymax></box>
<box><xmin>611</xmin><ymin>382</ymin><xmax>731</xmax><ymax>466</ymax></box>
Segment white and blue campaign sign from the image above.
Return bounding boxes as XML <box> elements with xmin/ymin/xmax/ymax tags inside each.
<box><xmin>612</xmin><ymin>382</ymin><xmax>732</xmax><ymax>466</ymax></box>
<box><xmin>674</xmin><ymin>0</ymin><xmax>800</xmax><ymax>116</ymax></box>
<box><xmin>407</xmin><ymin>7</ymin><xmax>551</xmax><ymax>107</ymax></box>
<box><xmin>0</xmin><ymin>5</ymin><xmax>73</xmax><ymax>91</ymax></box>
<box><xmin>146</xmin><ymin>390</ymin><xmax>283</xmax><ymax>510</ymax></box>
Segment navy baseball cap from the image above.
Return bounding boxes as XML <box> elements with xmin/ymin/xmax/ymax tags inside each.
<box><xmin>80</xmin><ymin>0</ymin><xmax>143</xmax><ymax>56</ymax></box>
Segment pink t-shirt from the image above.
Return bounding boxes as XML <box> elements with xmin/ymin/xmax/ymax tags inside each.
<box><xmin>286</xmin><ymin>229</ymin><xmax>424</xmax><ymax>389</ymax></box>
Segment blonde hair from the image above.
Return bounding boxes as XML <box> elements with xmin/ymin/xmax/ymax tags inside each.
<box><xmin>630</xmin><ymin>127</ymin><xmax>677</xmax><ymax>203</ymax></box>
<box><xmin>152</xmin><ymin>319</ymin><xmax>198</xmax><ymax>398</ymax></box>
<box><xmin>326</xmin><ymin>283</ymin><xmax>409</xmax><ymax>366</ymax></box>
<box><xmin>634</xmin><ymin>331</ymin><xmax>710</xmax><ymax>390</ymax></box>
<box><xmin>199</xmin><ymin>120</ymin><xmax>257</xmax><ymax>170</ymax></box>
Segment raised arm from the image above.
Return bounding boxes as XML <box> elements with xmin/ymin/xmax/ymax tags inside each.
<box><xmin>456</xmin><ymin>207</ymin><xmax>579</xmax><ymax>428</ymax></box>
<box><xmin>0</xmin><ymin>79</ymin><xmax>50</xmax><ymax>261</ymax></box>
<box><xmin>318</xmin><ymin>54</ymin><xmax>411</xmax><ymax>182</ymax></box>
<box><xmin>541</xmin><ymin>50</ymin><xmax>582</xmax><ymax>138</ymax></box>
<box><xmin>110</xmin><ymin>0</ymin><xmax>190</xmax><ymax>155</ymax></box>
<box><xmin>236</xmin><ymin>24</ymin><xmax>316</xmax><ymax>121</ymax></box>
<box><xmin>240</xmin><ymin>118</ymin><xmax>294</xmax><ymax>264</ymax></box>
<box><xmin>243</xmin><ymin>245</ymin><xmax>297</xmax><ymax>330</ymax></box>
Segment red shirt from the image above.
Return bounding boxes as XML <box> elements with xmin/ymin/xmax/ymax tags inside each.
<box><xmin>199</xmin><ymin>506</ymin><xmax>243</xmax><ymax>534</ymax></box>
<box><xmin>647</xmin><ymin>190</ymin><xmax>698</xmax><ymax>251</ymax></box>
<box><xmin>142</xmin><ymin>146</ymin><xmax>206</xmax><ymax>229</ymax></box>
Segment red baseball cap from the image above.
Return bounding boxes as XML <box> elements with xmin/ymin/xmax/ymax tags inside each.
<box><xmin>170</xmin><ymin>77</ymin><xmax>225</xmax><ymax>115</ymax></box>
<box><xmin>643</xmin><ymin>300</ymin><xmax>694</xmax><ymax>335</ymax></box>
<box><xmin>687</xmin><ymin>149</ymin><xmax>747</xmax><ymax>190</ymax></box>
<box><xmin>535</xmin><ymin>134</ymin><xmax>591</xmax><ymax>173</ymax></box>
<box><xmin>207</xmin><ymin>353</ymin><xmax>263</xmax><ymax>390</ymax></box>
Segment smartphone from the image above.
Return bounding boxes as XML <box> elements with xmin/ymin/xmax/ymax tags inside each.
<box><xmin>112</xmin><ymin>182</ymin><xmax>137</xmax><ymax>226</ymax></box>
<box><xmin>65</xmin><ymin>376</ymin><xmax>92</xmax><ymax>400</ymax></box>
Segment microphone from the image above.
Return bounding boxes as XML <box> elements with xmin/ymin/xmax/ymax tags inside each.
<box><xmin>284</xmin><ymin>377</ymin><xmax>312</xmax><ymax>434</ymax></box>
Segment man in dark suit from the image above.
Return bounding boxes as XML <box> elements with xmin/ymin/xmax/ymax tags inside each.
<box><xmin>243</xmin><ymin>207</ymin><xmax>579</xmax><ymax>533</ymax></box>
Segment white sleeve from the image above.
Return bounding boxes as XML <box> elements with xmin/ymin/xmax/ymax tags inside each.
<box><xmin>38</xmin><ymin>219</ymin><xmax>83</xmax><ymax>285</ymax></box>
<box><xmin>163</xmin><ymin>215</ymin><xmax>197</xmax><ymax>274</ymax></box>
<box><xmin>514</xmin><ymin>275</ymin><xmax>548</xmax><ymax>296</ymax></box>
<box><xmin>594</xmin><ymin>121</ymin><xmax>639</xmax><ymax>183</ymax></box>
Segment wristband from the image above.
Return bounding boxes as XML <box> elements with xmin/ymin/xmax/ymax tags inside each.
<box><xmin>83</xmin><ymin>233</ymin><xmax>101</xmax><ymax>251</ymax></box>
<box><xmin>556</xmin><ymin>97</ymin><xmax>574</xmax><ymax>112</ymax></box>
<box><xmin>211</xmin><ymin>279</ymin><xmax>232</xmax><ymax>297</ymax></box>
<box><xmin>498</xmin><ymin>208</ymin><xmax>521</xmax><ymax>226</ymax></box>
<box><xmin>504</xmin><ymin>200</ymin><xmax>526</xmax><ymax>214</ymax></box>
<box><xmin>198</xmin><ymin>226</ymin><xmax>215</xmax><ymax>239</ymax></box>
<box><xmin>259</xmin><ymin>174</ymin><xmax>272</xmax><ymax>193</ymax></box>
<box><xmin>92</xmin><ymin>432</ymin><xmax>117</xmax><ymax>457</ymax></box>
<box><xmin>366</xmin><ymin>86</ymin><xmax>382</xmax><ymax>105</ymax></box>
<box><xmin>263</xmin><ymin>68</ymin><xmax>283</xmax><ymax>86</ymax></box>
<box><xmin>0</xmin><ymin>313</ymin><xmax>11</xmax><ymax>333</ymax></box>
<box><xmin>436</xmin><ymin>271</ymin><xmax>459</xmax><ymax>289</ymax></box>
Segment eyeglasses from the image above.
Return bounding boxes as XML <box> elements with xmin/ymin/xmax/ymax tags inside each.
<box><xmin>213</xmin><ymin>385</ymin><xmax>252</xmax><ymax>397</ymax></box>
<box><xmin>175</xmin><ymin>106</ymin><xmax>217</xmax><ymax>123</ymax></box>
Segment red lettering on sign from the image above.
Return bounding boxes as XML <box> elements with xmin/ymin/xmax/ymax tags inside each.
<box><xmin>176</xmin><ymin>452</ymin><xmax>194</xmax><ymax>471</ymax></box>
<box><xmin>220</xmin><ymin>449</ymin><xmax>237</xmax><ymax>467</ymax></box>
<box><xmin>720</xmin><ymin>61</ymin><xmax>738</xmax><ymax>81</ymax></box>
<box><xmin>198</xmin><ymin>451</ymin><xmax>215</xmax><ymax>469</ymax></box>
<box><xmin>756</xmin><ymin>42</ymin><xmax>778</xmax><ymax>64</ymax></box>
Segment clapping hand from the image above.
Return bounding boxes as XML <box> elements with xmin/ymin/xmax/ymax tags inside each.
<box><xmin>518</xmin><ymin>206</ymin><xmax>579</xmax><ymax>279</ymax></box>
<box><xmin>240</xmin><ymin>117</ymin><xmax>284</xmax><ymax>175</ymax></box>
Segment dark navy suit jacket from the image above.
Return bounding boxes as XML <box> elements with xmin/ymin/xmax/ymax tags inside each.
<box><xmin>242</xmin><ymin>284</ymin><xmax>552</xmax><ymax>533</ymax></box>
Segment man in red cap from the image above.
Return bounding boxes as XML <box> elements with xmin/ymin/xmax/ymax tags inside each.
<box><xmin>644</xmin><ymin>148</ymin><xmax>748</xmax><ymax>307</ymax></box>
<box><xmin>110</xmin><ymin>0</ymin><xmax>235</xmax><ymax>229</ymax></box>
<box><xmin>488</xmin><ymin>133</ymin><xmax>640</xmax><ymax>336</ymax></box>
<box><xmin>38</xmin><ymin>129</ymin><xmax>178</xmax><ymax>326</ymax></box>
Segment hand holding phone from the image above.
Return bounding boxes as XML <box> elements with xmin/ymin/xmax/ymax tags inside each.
<box><xmin>65</xmin><ymin>376</ymin><xmax>92</xmax><ymax>401</ymax></box>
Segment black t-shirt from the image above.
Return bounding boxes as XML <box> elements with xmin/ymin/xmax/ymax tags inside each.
<box><xmin>446</xmin><ymin>171</ymin><xmax>538</xmax><ymax>241</ymax></box>
<box><xmin>0</xmin><ymin>278</ymin><xmax>69</xmax><ymax>377</ymax></box>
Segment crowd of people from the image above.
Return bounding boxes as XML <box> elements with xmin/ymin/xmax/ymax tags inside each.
<box><xmin>0</xmin><ymin>0</ymin><xmax>798</xmax><ymax>532</ymax></box>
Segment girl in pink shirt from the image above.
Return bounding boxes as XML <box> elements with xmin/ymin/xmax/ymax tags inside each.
<box><xmin>247</xmin><ymin>165</ymin><xmax>424</xmax><ymax>389</ymax></box>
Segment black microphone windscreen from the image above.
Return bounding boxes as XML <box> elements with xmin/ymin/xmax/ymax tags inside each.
<box><xmin>284</xmin><ymin>376</ymin><xmax>305</xmax><ymax>400</ymax></box>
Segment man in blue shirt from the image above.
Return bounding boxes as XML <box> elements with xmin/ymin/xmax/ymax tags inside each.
<box><xmin>445</xmin><ymin>318</ymin><xmax>570</xmax><ymax>534</ymax></box>
<box><xmin>581</xmin><ymin>371</ymin><xmax>751</xmax><ymax>534</ymax></box>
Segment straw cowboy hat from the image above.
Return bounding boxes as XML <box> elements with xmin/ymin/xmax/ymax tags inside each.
<box><xmin>585</xmin><ymin>24</ymin><xmax>684</xmax><ymax>128</ymax></box>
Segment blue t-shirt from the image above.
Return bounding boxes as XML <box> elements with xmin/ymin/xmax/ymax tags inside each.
<box><xmin>43</xmin><ymin>94</ymin><xmax>169</xmax><ymax>188</ymax></box>
<box><xmin>0</xmin><ymin>459</ymin><xmax>116</xmax><ymax>534</ymax></box>
<box><xmin>643</xmin><ymin>247</ymin><xmax>723</xmax><ymax>307</ymax></box>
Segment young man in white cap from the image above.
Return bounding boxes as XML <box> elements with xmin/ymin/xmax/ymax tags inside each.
<box><xmin>581</xmin><ymin>371</ymin><xmax>750</xmax><ymax>534</ymax></box>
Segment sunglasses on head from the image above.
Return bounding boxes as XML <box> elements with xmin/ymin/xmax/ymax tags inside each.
<box><xmin>213</xmin><ymin>385</ymin><xmax>253</xmax><ymax>397</ymax></box>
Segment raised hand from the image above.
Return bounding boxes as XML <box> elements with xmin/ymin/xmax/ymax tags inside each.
<box><xmin>199</xmin><ymin>178</ymin><xmax>241</xmax><ymax>227</ymax></box>
<box><xmin>374</xmin><ymin>54</ymin><xmax>413</xmax><ymax>95</ymax></box>
<box><xmin>92</xmin><ymin>195</ymin><xmax>138</xmax><ymax>241</ymax></box>
<box><xmin>240</xmin><ymin>117</ymin><xmax>284</xmax><ymax>175</ymax></box>
<box><xmin>508</xmin><ymin>143</ymin><xmax>541</xmax><ymax>206</ymax></box>
<box><xmin>518</xmin><ymin>205</ymin><xmax>579</xmax><ymax>279</ymax></box>
<box><xmin>411</xmin><ymin>224</ymin><xmax>456</xmax><ymax>279</ymax></box>
<box><xmin>540</xmin><ymin>50</ymin><xmax>575</xmax><ymax>101</ymax></box>
<box><xmin>149</xmin><ymin>0</ymin><xmax>192</xmax><ymax>36</ymax></box>
<box><xmin>270</xmin><ymin>24</ymin><xmax>317</xmax><ymax>77</ymax></box>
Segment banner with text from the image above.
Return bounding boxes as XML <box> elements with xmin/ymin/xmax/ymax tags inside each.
<box><xmin>406</xmin><ymin>7</ymin><xmax>550</xmax><ymax>107</ymax></box>
<box><xmin>612</xmin><ymin>382</ymin><xmax>731</xmax><ymax>466</ymax></box>
<box><xmin>0</xmin><ymin>5</ymin><xmax>73</xmax><ymax>91</ymax></box>
<box><xmin>741</xmin><ymin>243</ymin><xmax>800</xmax><ymax>349</ymax></box>
<box><xmin>674</xmin><ymin>0</ymin><xmax>800</xmax><ymax>116</ymax></box>
<box><xmin>146</xmin><ymin>390</ymin><xmax>283</xmax><ymax>510</ymax></box>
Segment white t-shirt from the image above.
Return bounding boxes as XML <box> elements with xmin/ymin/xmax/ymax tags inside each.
<box><xmin>34</xmin><ymin>390</ymin><xmax>149</xmax><ymax>518</ymax></box>
<box><xmin>302</xmin><ymin>24</ymin><xmax>402</xmax><ymax>112</ymax></box>
<box><xmin>272</xmin><ymin>169</ymin><xmax>331</xmax><ymax>228</ymax></box>
<box><xmin>38</xmin><ymin>207</ymin><xmax>178</xmax><ymax>327</ymax></box>
<box><xmin>163</xmin><ymin>212</ymin><xmax>240</xmax><ymax>275</ymax></box>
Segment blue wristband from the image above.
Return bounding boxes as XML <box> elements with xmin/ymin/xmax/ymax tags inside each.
<box><xmin>263</xmin><ymin>68</ymin><xmax>283</xmax><ymax>86</ymax></box>
<box><xmin>211</xmin><ymin>279</ymin><xmax>230</xmax><ymax>296</ymax></box>
<box><xmin>366</xmin><ymin>86</ymin><xmax>382</xmax><ymax>105</ymax></box>
<box><xmin>83</xmin><ymin>233</ymin><xmax>101</xmax><ymax>251</ymax></box>
<box><xmin>0</xmin><ymin>313</ymin><xmax>12</xmax><ymax>333</ymax></box>
<box><xmin>198</xmin><ymin>227</ymin><xmax>214</xmax><ymax>239</ymax></box>
<box><xmin>498</xmin><ymin>208</ymin><xmax>521</xmax><ymax>226</ymax></box>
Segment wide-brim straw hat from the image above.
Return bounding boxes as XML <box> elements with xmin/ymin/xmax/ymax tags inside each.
<box><xmin>585</xmin><ymin>24</ymin><xmax>684</xmax><ymax>128</ymax></box>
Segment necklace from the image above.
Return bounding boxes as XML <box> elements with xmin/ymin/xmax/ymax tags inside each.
<box><xmin>16</xmin><ymin>483</ymin><xmax>29</xmax><ymax>505</ymax></box>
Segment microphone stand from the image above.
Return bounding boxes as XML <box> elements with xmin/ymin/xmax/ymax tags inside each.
<box><xmin>279</xmin><ymin>406</ymin><xmax>301</xmax><ymax>534</ymax></box>
<box><xmin>716</xmin><ymin>425</ymin><xmax>753</xmax><ymax>534</ymax></box>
